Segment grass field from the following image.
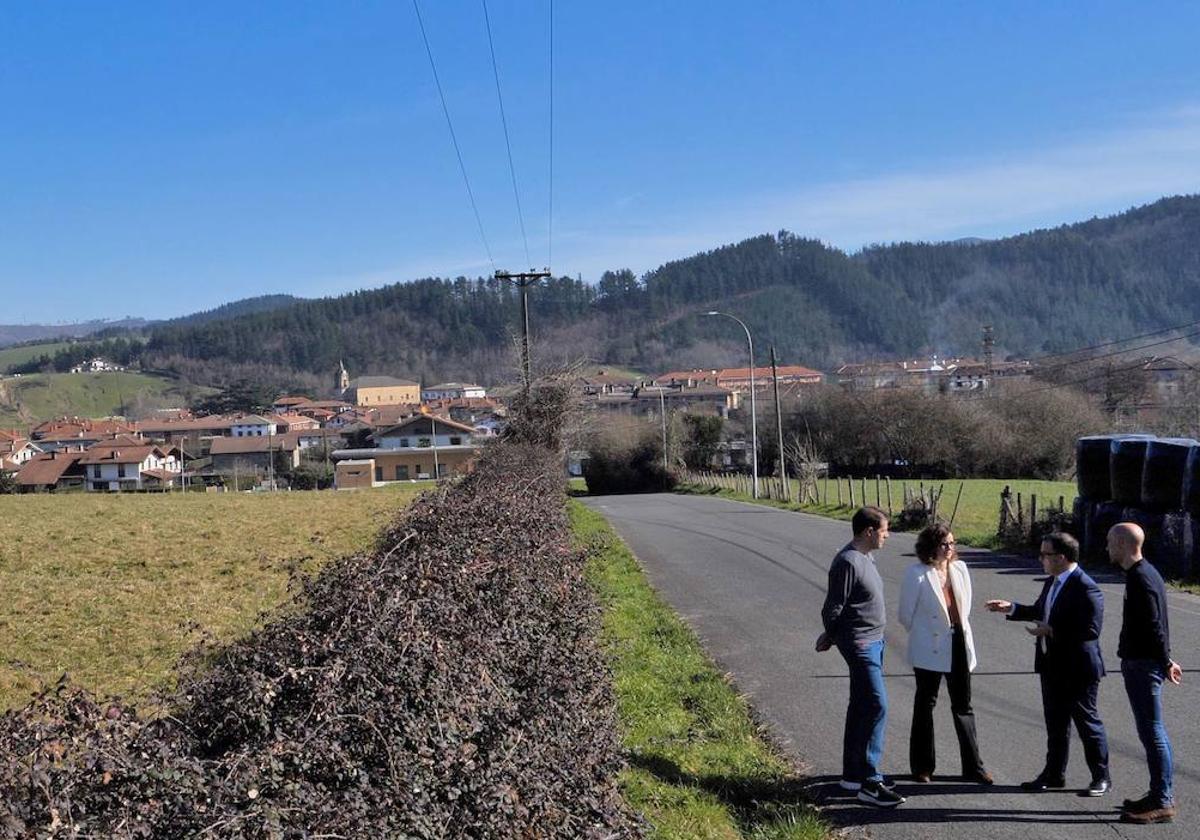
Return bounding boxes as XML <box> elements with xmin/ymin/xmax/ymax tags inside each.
<box><xmin>0</xmin><ymin>371</ymin><xmax>209</xmax><ymax>427</ymax></box>
<box><xmin>572</xmin><ymin>501</ymin><xmax>826</xmax><ymax>839</ymax></box>
<box><xmin>0</xmin><ymin>485</ymin><xmax>422</xmax><ymax>711</ymax></box>
<box><xmin>0</xmin><ymin>341</ymin><xmax>72</xmax><ymax>374</ymax></box>
<box><xmin>682</xmin><ymin>477</ymin><xmax>1077</xmax><ymax>549</ymax></box>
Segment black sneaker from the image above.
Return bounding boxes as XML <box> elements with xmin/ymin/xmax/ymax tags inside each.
<box><xmin>840</xmin><ymin>777</ymin><xmax>896</xmax><ymax>792</ymax></box>
<box><xmin>857</xmin><ymin>780</ymin><xmax>905</xmax><ymax>808</ymax></box>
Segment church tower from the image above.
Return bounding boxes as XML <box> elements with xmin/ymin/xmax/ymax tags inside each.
<box><xmin>335</xmin><ymin>360</ymin><xmax>350</xmax><ymax>394</ymax></box>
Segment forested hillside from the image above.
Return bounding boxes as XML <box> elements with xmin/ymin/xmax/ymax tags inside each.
<box><xmin>25</xmin><ymin>195</ymin><xmax>1200</xmax><ymax>389</ymax></box>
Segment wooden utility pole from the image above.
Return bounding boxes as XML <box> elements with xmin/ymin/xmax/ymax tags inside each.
<box><xmin>495</xmin><ymin>269</ymin><xmax>551</xmax><ymax>392</ymax></box>
<box><xmin>770</xmin><ymin>346</ymin><xmax>788</xmax><ymax>501</ymax></box>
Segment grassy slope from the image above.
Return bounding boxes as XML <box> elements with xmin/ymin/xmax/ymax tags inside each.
<box><xmin>571</xmin><ymin>501</ymin><xmax>826</xmax><ymax>840</ymax></box>
<box><xmin>0</xmin><ymin>342</ymin><xmax>72</xmax><ymax>373</ymax></box>
<box><xmin>0</xmin><ymin>485</ymin><xmax>420</xmax><ymax>710</ymax></box>
<box><xmin>0</xmin><ymin>371</ymin><xmax>205</xmax><ymax>427</ymax></box>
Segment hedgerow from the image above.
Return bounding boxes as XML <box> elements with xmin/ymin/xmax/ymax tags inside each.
<box><xmin>0</xmin><ymin>387</ymin><xmax>641</xmax><ymax>839</ymax></box>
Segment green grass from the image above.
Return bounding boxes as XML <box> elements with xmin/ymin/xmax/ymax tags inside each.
<box><xmin>681</xmin><ymin>477</ymin><xmax>1076</xmax><ymax>549</ymax></box>
<box><xmin>571</xmin><ymin>501</ymin><xmax>827</xmax><ymax>840</ymax></box>
<box><xmin>0</xmin><ymin>341</ymin><xmax>72</xmax><ymax>374</ymax></box>
<box><xmin>0</xmin><ymin>484</ymin><xmax>421</xmax><ymax>710</ymax></box>
<box><xmin>0</xmin><ymin>371</ymin><xmax>212</xmax><ymax>427</ymax></box>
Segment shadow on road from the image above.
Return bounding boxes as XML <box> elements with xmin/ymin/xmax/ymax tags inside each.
<box><xmin>804</xmin><ymin>775</ymin><xmax>1126</xmax><ymax>826</ymax></box>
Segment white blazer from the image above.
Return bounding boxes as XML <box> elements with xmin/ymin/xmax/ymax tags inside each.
<box><xmin>897</xmin><ymin>560</ymin><xmax>977</xmax><ymax>673</ymax></box>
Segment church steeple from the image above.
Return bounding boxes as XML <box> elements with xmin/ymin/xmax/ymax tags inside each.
<box><xmin>336</xmin><ymin>359</ymin><xmax>349</xmax><ymax>394</ymax></box>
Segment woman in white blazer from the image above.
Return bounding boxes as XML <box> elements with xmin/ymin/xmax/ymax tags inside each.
<box><xmin>898</xmin><ymin>522</ymin><xmax>993</xmax><ymax>784</ymax></box>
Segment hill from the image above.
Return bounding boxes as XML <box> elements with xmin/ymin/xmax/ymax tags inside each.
<box><xmin>0</xmin><ymin>318</ymin><xmax>150</xmax><ymax>349</ymax></box>
<box><xmin>160</xmin><ymin>294</ymin><xmax>304</xmax><ymax>327</ymax></box>
<box><xmin>47</xmin><ymin>194</ymin><xmax>1200</xmax><ymax>388</ymax></box>
<box><xmin>0</xmin><ymin>341</ymin><xmax>73</xmax><ymax>374</ymax></box>
<box><xmin>0</xmin><ymin>371</ymin><xmax>211</xmax><ymax>427</ymax></box>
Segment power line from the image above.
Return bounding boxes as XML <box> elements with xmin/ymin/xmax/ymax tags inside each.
<box><xmin>412</xmin><ymin>0</ymin><xmax>497</xmax><ymax>274</ymax></box>
<box><xmin>964</xmin><ymin>328</ymin><xmax>1200</xmax><ymax>402</ymax></box>
<box><xmin>481</xmin><ymin>0</ymin><xmax>533</xmax><ymax>270</ymax></box>
<box><xmin>1027</xmin><ymin>317</ymin><xmax>1200</xmax><ymax>364</ymax></box>
<box><xmin>547</xmin><ymin>0</ymin><xmax>554</xmax><ymax>273</ymax></box>
<box><xmin>1020</xmin><ymin>321</ymin><xmax>1200</xmax><ymax>377</ymax></box>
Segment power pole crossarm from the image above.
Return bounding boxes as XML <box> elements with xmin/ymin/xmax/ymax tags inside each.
<box><xmin>495</xmin><ymin>269</ymin><xmax>551</xmax><ymax>392</ymax></box>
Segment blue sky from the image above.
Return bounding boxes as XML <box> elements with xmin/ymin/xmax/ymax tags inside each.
<box><xmin>4</xmin><ymin>1</ymin><xmax>1200</xmax><ymax>323</ymax></box>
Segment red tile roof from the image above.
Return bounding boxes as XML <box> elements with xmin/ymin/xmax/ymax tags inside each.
<box><xmin>210</xmin><ymin>433</ymin><xmax>300</xmax><ymax>454</ymax></box>
<box><xmin>16</xmin><ymin>452</ymin><xmax>85</xmax><ymax>486</ymax></box>
<box><xmin>79</xmin><ymin>445</ymin><xmax>162</xmax><ymax>465</ymax></box>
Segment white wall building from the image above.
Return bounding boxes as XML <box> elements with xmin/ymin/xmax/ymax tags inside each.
<box><xmin>79</xmin><ymin>445</ymin><xmax>181</xmax><ymax>491</ymax></box>
<box><xmin>230</xmin><ymin>415</ymin><xmax>278</xmax><ymax>437</ymax></box>
<box><xmin>421</xmin><ymin>382</ymin><xmax>487</xmax><ymax>401</ymax></box>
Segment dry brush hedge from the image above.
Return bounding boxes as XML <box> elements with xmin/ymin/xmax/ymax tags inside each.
<box><xmin>0</xmin><ymin>434</ymin><xmax>642</xmax><ymax>838</ymax></box>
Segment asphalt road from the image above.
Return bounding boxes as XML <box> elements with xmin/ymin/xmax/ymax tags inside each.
<box><xmin>583</xmin><ymin>493</ymin><xmax>1200</xmax><ymax>839</ymax></box>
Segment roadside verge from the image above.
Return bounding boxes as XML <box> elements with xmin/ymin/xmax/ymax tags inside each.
<box><xmin>569</xmin><ymin>500</ymin><xmax>827</xmax><ymax>840</ymax></box>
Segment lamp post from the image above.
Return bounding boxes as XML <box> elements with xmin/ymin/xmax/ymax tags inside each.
<box><xmin>658</xmin><ymin>385</ymin><xmax>668</xmax><ymax>472</ymax></box>
<box><xmin>705</xmin><ymin>311</ymin><xmax>758</xmax><ymax>498</ymax></box>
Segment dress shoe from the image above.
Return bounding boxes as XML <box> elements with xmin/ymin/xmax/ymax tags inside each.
<box><xmin>1080</xmin><ymin>778</ymin><xmax>1111</xmax><ymax>797</ymax></box>
<box><xmin>963</xmin><ymin>769</ymin><xmax>995</xmax><ymax>785</ymax></box>
<box><xmin>912</xmin><ymin>772</ymin><xmax>932</xmax><ymax>783</ymax></box>
<box><xmin>1020</xmin><ymin>776</ymin><xmax>1066</xmax><ymax>791</ymax></box>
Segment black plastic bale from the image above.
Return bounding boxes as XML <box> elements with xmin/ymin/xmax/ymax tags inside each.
<box><xmin>1110</xmin><ymin>436</ymin><xmax>1155</xmax><ymax>506</ymax></box>
<box><xmin>1075</xmin><ymin>497</ymin><xmax>1098</xmax><ymax>557</ymax></box>
<box><xmin>1141</xmin><ymin>438</ymin><xmax>1197</xmax><ymax>513</ymax></box>
<box><xmin>1077</xmin><ymin>436</ymin><xmax>1118</xmax><ymax>501</ymax></box>
<box><xmin>1183</xmin><ymin>446</ymin><xmax>1200</xmax><ymax>518</ymax></box>
<box><xmin>1086</xmin><ymin>501</ymin><xmax>1132</xmax><ymax>563</ymax></box>
<box><xmin>1131</xmin><ymin>509</ymin><xmax>1194</xmax><ymax>581</ymax></box>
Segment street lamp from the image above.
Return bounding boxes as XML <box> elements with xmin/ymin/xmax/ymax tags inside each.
<box><xmin>705</xmin><ymin>311</ymin><xmax>758</xmax><ymax>498</ymax></box>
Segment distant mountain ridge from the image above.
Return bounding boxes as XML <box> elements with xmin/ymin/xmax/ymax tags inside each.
<box><xmin>0</xmin><ymin>319</ymin><xmax>150</xmax><ymax>348</ymax></box>
<box><xmin>21</xmin><ymin>194</ymin><xmax>1200</xmax><ymax>389</ymax></box>
<box><xmin>0</xmin><ymin>296</ymin><xmax>303</xmax><ymax>349</ymax></box>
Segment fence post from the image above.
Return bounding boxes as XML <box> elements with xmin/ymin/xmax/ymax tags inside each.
<box><xmin>1030</xmin><ymin>494</ymin><xmax>1038</xmax><ymax>533</ymax></box>
<box><xmin>1017</xmin><ymin>492</ymin><xmax>1024</xmax><ymax>532</ymax></box>
<box><xmin>848</xmin><ymin>477</ymin><xmax>856</xmax><ymax>508</ymax></box>
<box><xmin>885</xmin><ymin>477</ymin><xmax>893</xmax><ymax>517</ymax></box>
<box><xmin>837</xmin><ymin>478</ymin><xmax>843</xmax><ymax>506</ymax></box>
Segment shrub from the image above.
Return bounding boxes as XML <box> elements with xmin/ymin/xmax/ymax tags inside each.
<box><xmin>582</xmin><ymin>416</ymin><xmax>676</xmax><ymax>495</ymax></box>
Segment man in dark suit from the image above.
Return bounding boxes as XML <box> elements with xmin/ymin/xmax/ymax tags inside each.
<box><xmin>986</xmin><ymin>531</ymin><xmax>1111</xmax><ymax>796</ymax></box>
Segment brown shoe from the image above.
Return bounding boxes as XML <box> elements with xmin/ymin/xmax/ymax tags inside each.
<box><xmin>964</xmin><ymin>769</ymin><xmax>994</xmax><ymax>785</ymax></box>
<box><xmin>1122</xmin><ymin>803</ymin><xmax>1176</xmax><ymax>824</ymax></box>
<box><xmin>912</xmin><ymin>772</ymin><xmax>932</xmax><ymax>783</ymax></box>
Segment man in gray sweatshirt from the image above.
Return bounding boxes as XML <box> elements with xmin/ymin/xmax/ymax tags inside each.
<box><xmin>816</xmin><ymin>506</ymin><xmax>903</xmax><ymax>807</ymax></box>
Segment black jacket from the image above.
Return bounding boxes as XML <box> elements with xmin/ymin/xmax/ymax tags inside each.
<box><xmin>1009</xmin><ymin>567</ymin><xmax>1106</xmax><ymax>682</ymax></box>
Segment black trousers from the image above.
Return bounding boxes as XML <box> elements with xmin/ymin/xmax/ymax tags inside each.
<box><xmin>1039</xmin><ymin>671</ymin><xmax>1109</xmax><ymax>782</ymax></box>
<box><xmin>910</xmin><ymin>627</ymin><xmax>985</xmax><ymax>776</ymax></box>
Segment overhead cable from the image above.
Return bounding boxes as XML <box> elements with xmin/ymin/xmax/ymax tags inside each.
<box><xmin>481</xmin><ymin>0</ymin><xmax>533</xmax><ymax>270</ymax></box>
<box><xmin>413</xmin><ymin>0</ymin><xmax>497</xmax><ymax>273</ymax></box>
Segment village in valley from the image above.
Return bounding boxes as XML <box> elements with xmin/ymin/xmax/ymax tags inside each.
<box><xmin>1</xmin><ymin>348</ymin><xmax>1191</xmax><ymax>494</ymax></box>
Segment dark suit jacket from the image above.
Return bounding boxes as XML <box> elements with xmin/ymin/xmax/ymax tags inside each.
<box><xmin>1009</xmin><ymin>567</ymin><xmax>1105</xmax><ymax>682</ymax></box>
